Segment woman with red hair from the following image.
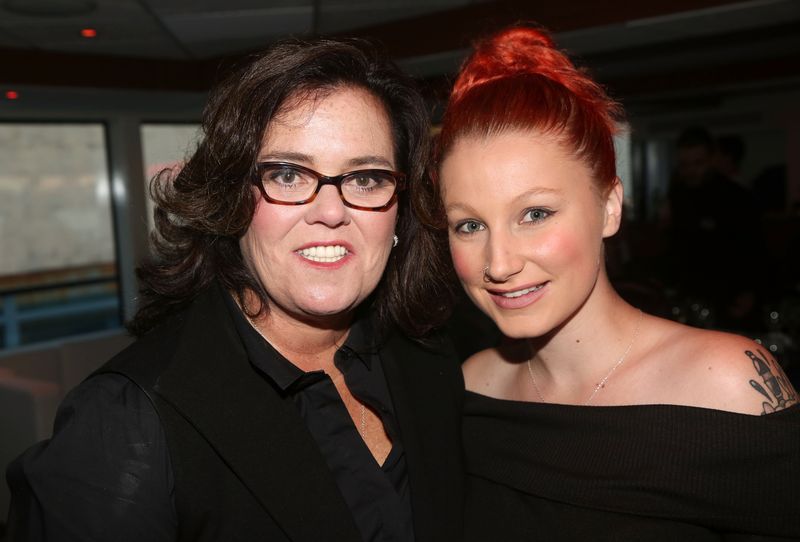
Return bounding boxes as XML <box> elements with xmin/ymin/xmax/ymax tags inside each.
<box><xmin>426</xmin><ymin>24</ymin><xmax>799</xmax><ymax>539</ymax></box>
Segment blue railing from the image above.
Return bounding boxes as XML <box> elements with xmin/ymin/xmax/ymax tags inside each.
<box><xmin>0</xmin><ymin>277</ymin><xmax>121</xmax><ymax>349</ymax></box>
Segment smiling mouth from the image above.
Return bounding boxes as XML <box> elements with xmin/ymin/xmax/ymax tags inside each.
<box><xmin>497</xmin><ymin>283</ymin><xmax>546</xmax><ymax>298</ymax></box>
<box><xmin>297</xmin><ymin>245</ymin><xmax>349</xmax><ymax>263</ymax></box>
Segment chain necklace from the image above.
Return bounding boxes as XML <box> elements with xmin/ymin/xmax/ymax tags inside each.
<box><xmin>243</xmin><ymin>313</ymin><xmax>367</xmax><ymax>436</ymax></box>
<box><xmin>526</xmin><ymin>309</ymin><xmax>643</xmax><ymax>406</ymax></box>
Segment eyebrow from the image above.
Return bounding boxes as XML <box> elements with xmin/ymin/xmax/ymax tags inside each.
<box><xmin>259</xmin><ymin>151</ymin><xmax>312</xmax><ymax>163</ymax></box>
<box><xmin>259</xmin><ymin>151</ymin><xmax>394</xmax><ymax>170</ymax></box>
<box><xmin>511</xmin><ymin>186</ymin><xmax>562</xmax><ymax>201</ymax></box>
<box><xmin>444</xmin><ymin>202</ymin><xmax>476</xmax><ymax>214</ymax></box>
<box><xmin>348</xmin><ymin>155</ymin><xmax>394</xmax><ymax>169</ymax></box>
<box><xmin>445</xmin><ymin>186</ymin><xmax>562</xmax><ymax>214</ymax></box>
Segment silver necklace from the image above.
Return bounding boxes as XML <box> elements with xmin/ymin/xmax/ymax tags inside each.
<box><xmin>244</xmin><ymin>312</ymin><xmax>367</xmax><ymax>436</ymax></box>
<box><xmin>526</xmin><ymin>309</ymin><xmax>643</xmax><ymax>405</ymax></box>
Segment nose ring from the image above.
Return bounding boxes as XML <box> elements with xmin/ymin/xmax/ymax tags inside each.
<box><xmin>482</xmin><ymin>265</ymin><xmax>490</xmax><ymax>281</ymax></box>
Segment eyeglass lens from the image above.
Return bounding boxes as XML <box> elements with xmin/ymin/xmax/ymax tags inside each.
<box><xmin>261</xmin><ymin>164</ymin><xmax>398</xmax><ymax>208</ymax></box>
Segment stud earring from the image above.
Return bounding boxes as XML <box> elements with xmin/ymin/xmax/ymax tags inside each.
<box><xmin>392</xmin><ymin>235</ymin><xmax>399</xmax><ymax>248</ymax></box>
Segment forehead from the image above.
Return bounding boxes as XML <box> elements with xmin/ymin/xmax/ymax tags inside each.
<box><xmin>269</xmin><ymin>86</ymin><xmax>389</xmax><ymax>137</ymax></box>
<box><xmin>439</xmin><ymin>130</ymin><xmax>615</xmax><ymax>213</ymax></box>
<box><xmin>260</xmin><ymin>86</ymin><xmax>396</xmax><ymax>166</ymax></box>
<box><xmin>440</xmin><ymin>129</ymin><xmax>592</xmax><ymax>194</ymax></box>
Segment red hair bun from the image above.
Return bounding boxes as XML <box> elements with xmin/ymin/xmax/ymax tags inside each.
<box><xmin>440</xmin><ymin>24</ymin><xmax>623</xmax><ymax>191</ymax></box>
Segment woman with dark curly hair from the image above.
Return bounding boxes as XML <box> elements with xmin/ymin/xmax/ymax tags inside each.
<box><xmin>423</xmin><ymin>24</ymin><xmax>799</xmax><ymax>541</ymax></box>
<box><xmin>7</xmin><ymin>37</ymin><xmax>462</xmax><ymax>542</ymax></box>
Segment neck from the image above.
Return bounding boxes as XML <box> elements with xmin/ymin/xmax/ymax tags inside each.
<box><xmin>527</xmin><ymin>274</ymin><xmax>639</xmax><ymax>392</ymax></box>
<box><xmin>241</xmin><ymin>290</ymin><xmax>352</xmax><ymax>372</ymax></box>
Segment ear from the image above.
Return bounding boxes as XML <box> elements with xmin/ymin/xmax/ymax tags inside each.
<box><xmin>602</xmin><ymin>177</ymin><xmax>623</xmax><ymax>238</ymax></box>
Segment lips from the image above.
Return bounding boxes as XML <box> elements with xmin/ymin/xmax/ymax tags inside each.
<box><xmin>488</xmin><ymin>281</ymin><xmax>549</xmax><ymax>309</ymax></box>
<box><xmin>496</xmin><ymin>284</ymin><xmax>545</xmax><ymax>298</ymax></box>
<box><xmin>296</xmin><ymin>244</ymin><xmax>349</xmax><ymax>263</ymax></box>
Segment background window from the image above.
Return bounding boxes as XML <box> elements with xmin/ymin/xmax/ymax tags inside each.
<box><xmin>0</xmin><ymin>123</ymin><xmax>120</xmax><ymax>349</ymax></box>
<box><xmin>140</xmin><ymin>123</ymin><xmax>201</xmax><ymax>229</ymax></box>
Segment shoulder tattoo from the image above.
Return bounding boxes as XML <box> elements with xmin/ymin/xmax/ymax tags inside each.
<box><xmin>746</xmin><ymin>349</ymin><xmax>798</xmax><ymax>415</ymax></box>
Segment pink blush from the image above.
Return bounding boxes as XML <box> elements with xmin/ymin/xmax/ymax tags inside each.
<box><xmin>449</xmin><ymin>247</ymin><xmax>477</xmax><ymax>282</ymax></box>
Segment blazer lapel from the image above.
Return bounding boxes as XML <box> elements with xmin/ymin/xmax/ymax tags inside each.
<box><xmin>153</xmin><ymin>285</ymin><xmax>361</xmax><ymax>542</ymax></box>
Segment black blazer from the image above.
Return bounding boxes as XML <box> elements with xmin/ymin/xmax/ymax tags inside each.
<box><xmin>97</xmin><ymin>283</ymin><xmax>465</xmax><ymax>542</ymax></box>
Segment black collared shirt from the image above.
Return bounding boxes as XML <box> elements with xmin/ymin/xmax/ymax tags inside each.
<box><xmin>223</xmin><ymin>292</ymin><xmax>415</xmax><ymax>542</ymax></box>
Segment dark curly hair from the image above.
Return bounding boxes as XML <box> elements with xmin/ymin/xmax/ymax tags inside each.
<box><xmin>129</xmin><ymin>37</ymin><xmax>453</xmax><ymax>338</ymax></box>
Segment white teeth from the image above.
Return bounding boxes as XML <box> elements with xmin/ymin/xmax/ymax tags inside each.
<box><xmin>297</xmin><ymin>245</ymin><xmax>348</xmax><ymax>263</ymax></box>
<box><xmin>500</xmin><ymin>284</ymin><xmax>544</xmax><ymax>298</ymax></box>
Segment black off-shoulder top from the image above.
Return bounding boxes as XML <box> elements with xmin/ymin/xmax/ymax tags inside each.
<box><xmin>463</xmin><ymin>391</ymin><xmax>800</xmax><ymax>541</ymax></box>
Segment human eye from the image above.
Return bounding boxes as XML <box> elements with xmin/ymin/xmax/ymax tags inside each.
<box><xmin>268</xmin><ymin>166</ymin><xmax>300</xmax><ymax>184</ymax></box>
<box><xmin>454</xmin><ymin>220</ymin><xmax>485</xmax><ymax>235</ymax></box>
<box><xmin>263</xmin><ymin>164</ymin><xmax>312</xmax><ymax>191</ymax></box>
<box><xmin>344</xmin><ymin>172</ymin><xmax>387</xmax><ymax>192</ymax></box>
<box><xmin>521</xmin><ymin>208</ymin><xmax>553</xmax><ymax>224</ymax></box>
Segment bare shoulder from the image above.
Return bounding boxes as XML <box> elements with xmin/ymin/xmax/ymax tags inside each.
<box><xmin>462</xmin><ymin>340</ymin><xmax>528</xmax><ymax>395</ymax></box>
<box><xmin>665</xmin><ymin>326</ymin><xmax>798</xmax><ymax>415</ymax></box>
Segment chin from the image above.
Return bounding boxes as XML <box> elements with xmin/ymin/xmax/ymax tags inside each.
<box><xmin>488</xmin><ymin>309</ymin><xmax>555</xmax><ymax>341</ymax></box>
<box><xmin>298</xmin><ymin>294</ymin><xmax>363</xmax><ymax>319</ymax></box>
<box><xmin>495</xmin><ymin>323</ymin><xmax>541</xmax><ymax>340</ymax></box>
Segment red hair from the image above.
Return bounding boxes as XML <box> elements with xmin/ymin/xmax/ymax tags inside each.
<box><xmin>437</xmin><ymin>25</ymin><xmax>623</xmax><ymax>193</ymax></box>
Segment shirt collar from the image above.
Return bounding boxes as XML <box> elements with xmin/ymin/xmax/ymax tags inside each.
<box><xmin>222</xmin><ymin>289</ymin><xmax>378</xmax><ymax>392</ymax></box>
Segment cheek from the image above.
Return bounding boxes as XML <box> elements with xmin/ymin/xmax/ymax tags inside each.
<box><xmin>358</xmin><ymin>210</ymin><xmax>396</xmax><ymax>257</ymax></box>
<box><xmin>380</xmin><ymin>209</ymin><xmax>398</xmax><ymax>236</ymax></box>
<box><xmin>449</xmin><ymin>240</ymin><xmax>478</xmax><ymax>283</ymax></box>
<box><xmin>240</xmin><ymin>224</ymin><xmax>271</xmax><ymax>271</ymax></box>
<box><xmin>536</xmin><ymin>227</ymin><xmax>596</xmax><ymax>272</ymax></box>
<box><xmin>241</xmin><ymin>201</ymin><xmax>293</xmax><ymax>260</ymax></box>
<box><xmin>249</xmin><ymin>198</ymin><xmax>278</xmax><ymax>233</ymax></box>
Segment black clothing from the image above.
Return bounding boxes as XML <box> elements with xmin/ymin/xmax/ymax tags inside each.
<box><xmin>463</xmin><ymin>391</ymin><xmax>800</xmax><ymax>541</ymax></box>
<box><xmin>224</xmin><ymin>290</ymin><xmax>414</xmax><ymax>542</ymax></box>
<box><xmin>7</xmin><ymin>283</ymin><xmax>465</xmax><ymax>542</ymax></box>
<box><xmin>7</xmin><ymin>374</ymin><xmax>176</xmax><ymax>541</ymax></box>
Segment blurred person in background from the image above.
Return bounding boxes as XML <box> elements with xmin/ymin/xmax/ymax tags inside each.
<box><xmin>665</xmin><ymin>126</ymin><xmax>761</xmax><ymax>330</ymax></box>
<box><xmin>714</xmin><ymin>133</ymin><xmax>746</xmax><ymax>187</ymax></box>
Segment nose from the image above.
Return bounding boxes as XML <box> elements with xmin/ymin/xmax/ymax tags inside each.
<box><xmin>305</xmin><ymin>185</ymin><xmax>350</xmax><ymax>227</ymax></box>
<box><xmin>484</xmin><ymin>229</ymin><xmax>524</xmax><ymax>283</ymax></box>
